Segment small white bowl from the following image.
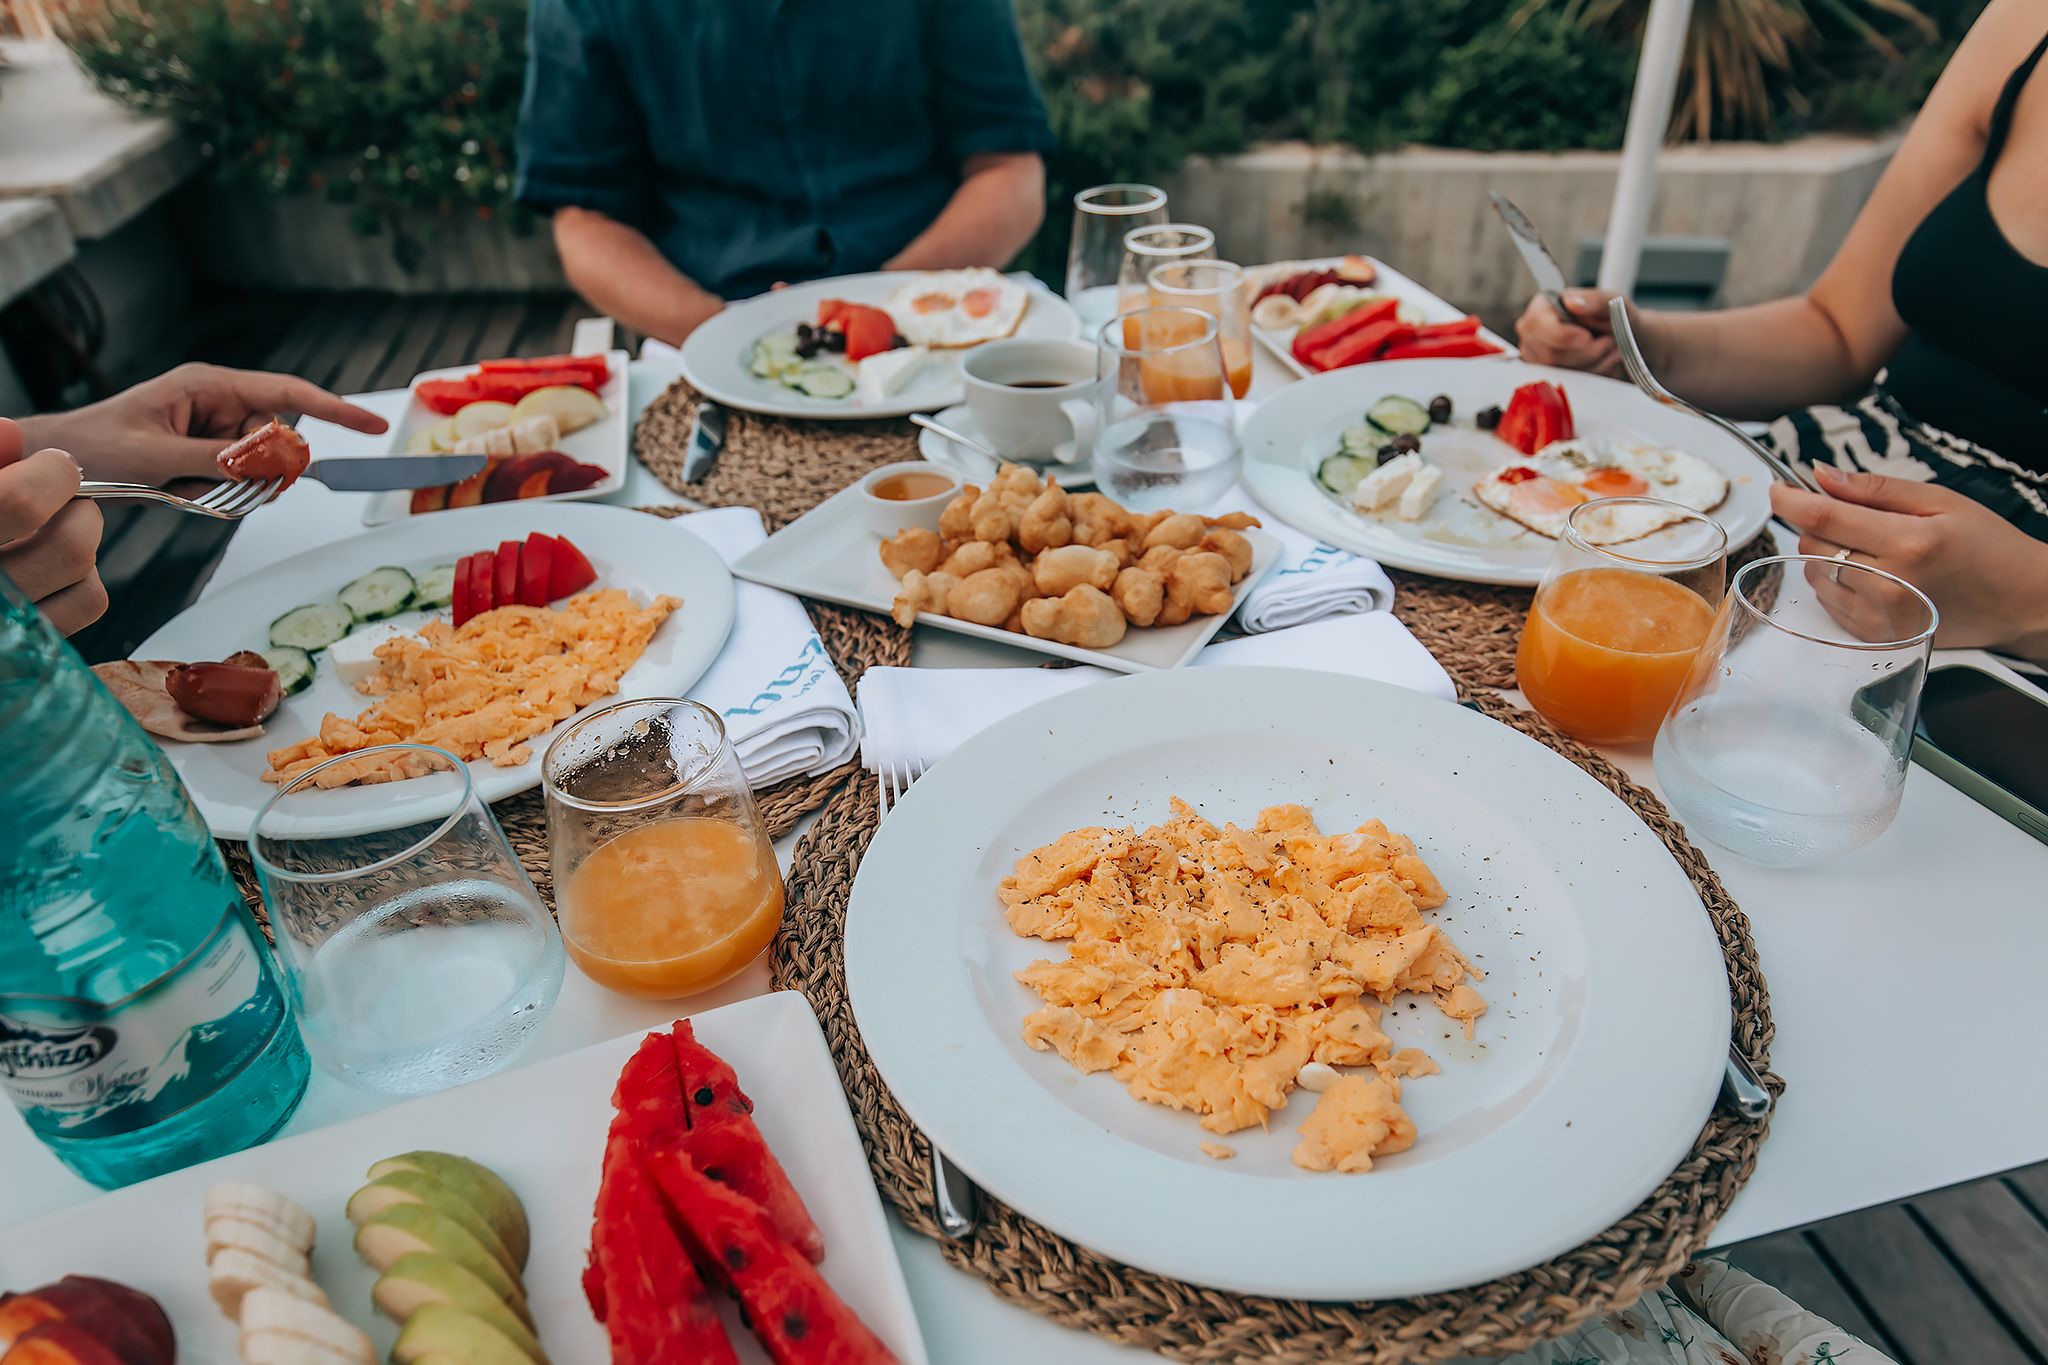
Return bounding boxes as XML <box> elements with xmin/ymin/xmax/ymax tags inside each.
<box><xmin>856</xmin><ymin>461</ymin><xmax>965</xmax><ymax>540</ymax></box>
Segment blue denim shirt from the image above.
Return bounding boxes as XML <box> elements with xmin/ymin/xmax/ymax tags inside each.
<box><xmin>515</xmin><ymin>0</ymin><xmax>1055</xmax><ymax>301</ymax></box>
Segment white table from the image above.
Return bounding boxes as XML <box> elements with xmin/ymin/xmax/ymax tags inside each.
<box><xmin>8</xmin><ymin>346</ymin><xmax>2047</xmax><ymax>1365</ymax></box>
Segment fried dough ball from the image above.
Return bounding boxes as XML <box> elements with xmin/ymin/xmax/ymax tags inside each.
<box><xmin>1199</xmin><ymin>528</ymin><xmax>1254</xmax><ymax>582</ymax></box>
<box><xmin>1017</xmin><ymin>482</ymin><xmax>1073</xmax><ymax>553</ymax></box>
<box><xmin>939</xmin><ymin>486</ymin><xmax>980</xmax><ymax>542</ymax></box>
<box><xmin>1126</xmin><ymin>509</ymin><xmax>1172</xmax><ymax>543</ymax></box>
<box><xmin>1099</xmin><ymin>537</ymin><xmax>1134</xmax><ymax>569</ymax></box>
<box><xmin>1143</xmin><ymin>513</ymin><xmax>1207</xmax><ymax>551</ymax></box>
<box><xmin>1003</xmin><ymin>607</ymin><xmax>1025</xmax><ymax>633</ymax></box>
<box><xmin>1021</xmin><ymin>584</ymin><xmax>1128</xmax><ymax>649</ymax></box>
<box><xmin>892</xmin><ymin>570</ymin><xmax>960</xmax><ymax>627</ymax></box>
<box><xmin>1205</xmin><ymin>511</ymin><xmax>1263</xmax><ymax>531</ymax></box>
<box><xmin>1137</xmin><ymin>544</ymin><xmax>1183</xmax><ymax>574</ymax></box>
<box><xmin>970</xmin><ymin>464</ymin><xmax>1044</xmax><ymax>543</ymax></box>
<box><xmin>1112</xmin><ymin>566</ymin><xmax>1165</xmax><ymax>627</ymax></box>
<box><xmin>947</xmin><ymin>567</ymin><xmax>1024</xmax><ymax>626</ymax></box>
<box><xmin>1067</xmin><ymin>492</ymin><xmax>1125</xmax><ymax>547</ymax></box>
<box><xmin>997</xmin><ymin>559</ymin><xmax>1038</xmax><ymax>603</ymax></box>
<box><xmin>1157</xmin><ymin>551</ymin><xmax>1235</xmax><ymax>626</ymax></box>
<box><xmin>1033</xmin><ymin>544</ymin><xmax>1119</xmax><ymax>597</ymax></box>
<box><xmin>940</xmin><ymin>539</ymin><xmax>1017</xmax><ymax>578</ymax></box>
<box><xmin>879</xmin><ymin>526</ymin><xmax>943</xmax><ymax>578</ymax></box>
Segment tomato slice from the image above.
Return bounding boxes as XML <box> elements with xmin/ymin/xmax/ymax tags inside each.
<box><xmin>493</xmin><ymin>541</ymin><xmax>521</xmax><ymax>608</ymax></box>
<box><xmin>841</xmin><ymin>305</ymin><xmax>898</xmax><ymax>362</ymax></box>
<box><xmin>548</xmin><ymin>534</ymin><xmax>598</xmax><ymax>599</ymax></box>
<box><xmin>452</xmin><ymin>553</ymin><xmax>475</xmax><ymax>626</ymax></box>
<box><xmin>416</xmin><ymin>378</ymin><xmax>483</xmax><ymax>414</ymax></box>
<box><xmin>518</xmin><ymin>533</ymin><xmax>556</xmax><ymax>607</ymax></box>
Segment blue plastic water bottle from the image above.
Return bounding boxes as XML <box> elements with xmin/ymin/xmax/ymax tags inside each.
<box><xmin>0</xmin><ymin>569</ymin><xmax>309</xmax><ymax>1188</ymax></box>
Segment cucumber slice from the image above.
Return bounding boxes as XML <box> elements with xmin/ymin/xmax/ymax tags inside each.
<box><xmin>1317</xmin><ymin>452</ymin><xmax>1376</xmax><ymax>497</ymax></box>
<box><xmin>1340</xmin><ymin>424</ymin><xmax>1377</xmax><ymax>454</ymax></box>
<box><xmin>1367</xmin><ymin>395</ymin><xmax>1433</xmax><ymax>436</ymax></box>
<box><xmin>793</xmin><ymin>365</ymin><xmax>854</xmax><ymax>399</ymax></box>
<box><xmin>336</xmin><ymin>566</ymin><xmax>416</xmax><ymax>622</ymax></box>
<box><xmin>260</xmin><ymin>646</ymin><xmax>314</xmax><ymax>696</ymax></box>
<box><xmin>412</xmin><ymin>563</ymin><xmax>458</xmax><ymax>611</ymax></box>
<box><xmin>268</xmin><ymin>602</ymin><xmax>355</xmax><ymax>653</ymax></box>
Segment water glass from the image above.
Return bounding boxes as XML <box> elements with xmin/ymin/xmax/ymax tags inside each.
<box><xmin>1148</xmin><ymin>259</ymin><xmax>1254</xmax><ymax>400</ymax></box>
<box><xmin>1517</xmin><ymin>498</ymin><xmax>1727</xmax><ymax>745</ymax></box>
<box><xmin>1653</xmin><ymin>555</ymin><xmax>1938</xmax><ymax>867</ymax></box>
<box><xmin>1066</xmin><ymin>184</ymin><xmax>1168</xmax><ymax>335</ymax></box>
<box><xmin>251</xmin><ymin>744</ymin><xmax>564</xmax><ymax>1096</ymax></box>
<box><xmin>1116</xmin><ymin>224</ymin><xmax>1215</xmax><ymax>320</ymax></box>
<box><xmin>544</xmin><ymin>698</ymin><xmax>783</xmax><ymax>1000</ymax></box>
<box><xmin>1093</xmin><ymin>306</ymin><xmax>1240</xmax><ymax>512</ymax></box>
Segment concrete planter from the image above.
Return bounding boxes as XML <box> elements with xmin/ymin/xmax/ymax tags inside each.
<box><xmin>180</xmin><ymin>186</ymin><xmax>568</xmax><ymax>294</ymax></box>
<box><xmin>1160</xmin><ymin>132</ymin><xmax>1904</xmax><ymax>320</ymax></box>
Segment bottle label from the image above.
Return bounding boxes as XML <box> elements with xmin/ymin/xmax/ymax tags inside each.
<box><xmin>0</xmin><ymin>910</ymin><xmax>290</xmax><ymax>1140</ymax></box>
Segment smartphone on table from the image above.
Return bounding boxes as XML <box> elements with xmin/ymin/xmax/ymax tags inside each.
<box><xmin>1908</xmin><ymin>664</ymin><xmax>2048</xmax><ymax>845</ymax></box>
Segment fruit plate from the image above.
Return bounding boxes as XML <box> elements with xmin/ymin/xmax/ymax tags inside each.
<box><xmin>134</xmin><ymin>502</ymin><xmax>735</xmax><ymax>839</ymax></box>
<box><xmin>679</xmin><ymin>272</ymin><xmax>1080</xmax><ymax>420</ymax></box>
<box><xmin>1249</xmin><ymin>257</ymin><xmax>1516</xmax><ymax>379</ymax></box>
<box><xmin>0</xmin><ymin>992</ymin><xmax>930</xmax><ymax>1365</ymax></box>
<box><xmin>362</xmin><ymin>350</ymin><xmax>630</xmax><ymax>527</ymax></box>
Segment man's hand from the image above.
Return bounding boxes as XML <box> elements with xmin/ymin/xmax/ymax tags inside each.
<box><xmin>1771</xmin><ymin>463</ymin><xmax>2048</xmax><ymax>660</ymax></box>
<box><xmin>18</xmin><ymin>363</ymin><xmax>388</xmax><ymax>487</ymax></box>
<box><xmin>1513</xmin><ymin>288</ymin><xmax>1629</xmax><ymax>376</ymax></box>
<box><xmin>0</xmin><ymin>419</ymin><xmax>107</xmax><ymax>635</ymax></box>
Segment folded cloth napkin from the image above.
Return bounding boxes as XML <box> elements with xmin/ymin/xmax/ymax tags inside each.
<box><xmin>1206</xmin><ymin>482</ymin><xmax>1396</xmax><ymax>633</ymax></box>
<box><xmin>669</xmin><ymin>506</ymin><xmax>861</xmax><ymax>786</ymax></box>
<box><xmin>857</xmin><ymin>612</ymin><xmax>1453</xmax><ymax>776</ymax></box>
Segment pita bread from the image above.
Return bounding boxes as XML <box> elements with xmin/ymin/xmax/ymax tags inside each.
<box><xmin>92</xmin><ymin>661</ymin><xmax>266</xmax><ymax>743</ymax></box>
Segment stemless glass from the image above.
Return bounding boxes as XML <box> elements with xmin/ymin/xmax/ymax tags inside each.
<box><xmin>543</xmin><ymin>697</ymin><xmax>783</xmax><ymax>999</ymax></box>
<box><xmin>1116</xmin><ymin>223</ymin><xmax>1214</xmax><ymax>320</ymax></box>
<box><xmin>1653</xmin><ymin>555</ymin><xmax>1938</xmax><ymax>867</ymax></box>
<box><xmin>1066</xmin><ymin>184</ymin><xmax>1168</xmax><ymax>335</ymax></box>
<box><xmin>251</xmin><ymin>744</ymin><xmax>564</xmax><ymax>1096</ymax></box>
<box><xmin>1517</xmin><ymin>499</ymin><xmax>1728</xmax><ymax>745</ymax></box>
<box><xmin>1093</xmin><ymin>306</ymin><xmax>1240</xmax><ymax>512</ymax></box>
<box><xmin>1148</xmin><ymin>259</ymin><xmax>1253</xmax><ymax>399</ymax></box>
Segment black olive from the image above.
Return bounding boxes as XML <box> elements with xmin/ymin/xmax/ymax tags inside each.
<box><xmin>1391</xmin><ymin>432</ymin><xmax>1422</xmax><ymax>454</ymax></box>
<box><xmin>1475</xmin><ymin>405</ymin><xmax>1503</xmax><ymax>430</ymax></box>
<box><xmin>796</xmin><ymin>322</ymin><xmax>815</xmax><ymax>343</ymax></box>
<box><xmin>1427</xmin><ymin>395</ymin><xmax>1452</xmax><ymax>424</ymax></box>
<box><xmin>795</xmin><ymin>338</ymin><xmax>820</xmax><ymax>358</ymax></box>
<box><xmin>1376</xmin><ymin>445</ymin><xmax>1400</xmax><ymax>466</ymax></box>
<box><xmin>891</xmin><ymin>334</ymin><xmax>909</xmax><ymax>349</ymax></box>
<box><xmin>824</xmin><ymin>330</ymin><xmax>846</xmax><ymax>352</ymax></box>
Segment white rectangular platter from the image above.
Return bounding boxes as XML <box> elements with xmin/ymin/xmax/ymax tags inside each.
<box><xmin>364</xmin><ymin>349</ymin><xmax>630</xmax><ymax>526</ymax></box>
<box><xmin>1251</xmin><ymin>257</ymin><xmax>1516</xmax><ymax>379</ymax></box>
<box><xmin>0</xmin><ymin>991</ymin><xmax>928</xmax><ymax>1365</ymax></box>
<box><xmin>731</xmin><ymin>483</ymin><xmax>1281</xmax><ymax>672</ymax></box>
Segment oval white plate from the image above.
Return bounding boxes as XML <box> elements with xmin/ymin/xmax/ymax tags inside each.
<box><xmin>134</xmin><ymin>502</ymin><xmax>736</xmax><ymax>839</ymax></box>
<box><xmin>680</xmin><ymin>273</ymin><xmax>1080</xmax><ymax>419</ymax></box>
<box><xmin>845</xmin><ymin>667</ymin><xmax>1729</xmax><ymax>1299</ymax></box>
<box><xmin>1241</xmin><ymin>359</ymin><xmax>1775</xmax><ymax>585</ymax></box>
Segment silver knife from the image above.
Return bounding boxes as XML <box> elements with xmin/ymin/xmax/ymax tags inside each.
<box><xmin>1488</xmin><ymin>192</ymin><xmax>1576</xmax><ymax>325</ymax></box>
<box><xmin>304</xmin><ymin>455</ymin><xmax>488</xmax><ymax>491</ymax></box>
<box><xmin>681</xmin><ymin>401</ymin><xmax>726</xmax><ymax>483</ymax></box>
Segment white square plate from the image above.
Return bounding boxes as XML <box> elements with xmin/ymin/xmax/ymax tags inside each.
<box><xmin>731</xmin><ymin>483</ymin><xmax>1282</xmax><ymax>672</ymax></box>
<box><xmin>1250</xmin><ymin>257</ymin><xmax>1516</xmax><ymax>377</ymax></box>
<box><xmin>0</xmin><ymin>992</ymin><xmax>928</xmax><ymax>1365</ymax></box>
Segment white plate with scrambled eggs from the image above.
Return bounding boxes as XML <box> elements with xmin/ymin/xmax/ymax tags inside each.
<box><xmin>844</xmin><ymin>666</ymin><xmax>1729</xmax><ymax>1299</ymax></box>
<box><xmin>135</xmin><ymin>502</ymin><xmax>736</xmax><ymax>839</ymax></box>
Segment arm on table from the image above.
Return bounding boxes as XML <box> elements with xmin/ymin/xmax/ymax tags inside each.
<box><xmin>552</xmin><ymin>207</ymin><xmax>727</xmax><ymax>347</ymax></box>
<box><xmin>884</xmin><ymin>152</ymin><xmax>1046</xmax><ymax>272</ymax></box>
<box><xmin>1513</xmin><ymin>0</ymin><xmax>2048</xmax><ymax>419</ymax></box>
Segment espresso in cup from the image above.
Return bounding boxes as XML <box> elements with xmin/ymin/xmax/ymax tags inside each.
<box><xmin>961</xmin><ymin>339</ymin><xmax>1099</xmax><ymax>464</ymax></box>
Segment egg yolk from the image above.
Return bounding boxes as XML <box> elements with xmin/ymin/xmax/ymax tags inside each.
<box><xmin>1581</xmin><ymin>467</ymin><xmax>1650</xmax><ymax>497</ymax></box>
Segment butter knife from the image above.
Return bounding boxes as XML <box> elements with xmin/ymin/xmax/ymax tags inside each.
<box><xmin>682</xmin><ymin>401</ymin><xmax>726</xmax><ymax>483</ymax></box>
<box><xmin>303</xmin><ymin>454</ymin><xmax>487</xmax><ymax>491</ymax></box>
<box><xmin>1488</xmin><ymin>192</ymin><xmax>1576</xmax><ymax>325</ymax></box>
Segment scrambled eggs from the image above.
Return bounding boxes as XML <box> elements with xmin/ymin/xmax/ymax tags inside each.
<box><xmin>1005</xmin><ymin>799</ymin><xmax>1486</xmax><ymax>1173</ymax></box>
<box><xmin>262</xmin><ymin>588</ymin><xmax>680</xmax><ymax>787</ymax></box>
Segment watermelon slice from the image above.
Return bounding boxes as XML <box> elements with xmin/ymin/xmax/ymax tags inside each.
<box><xmin>589</xmin><ymin>1134</ymin><xmax>737</xmax><ymax>1365</ymax></box>
<box><xmin>610</xmin><ymin>1030</ymin><xmax>690</xmax><ymax>1150</ymax></box>
<box><xmin>646</xmin><ymin>1151</ymin><xmax>898</xmax><ymax>1365</ymax></box>
<box><xmin>670</xmin><ymin>1022</ymin><xmax>825</xmax><ymax>1263</ymax></box>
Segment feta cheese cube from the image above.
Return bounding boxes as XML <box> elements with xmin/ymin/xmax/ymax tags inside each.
<box><xmin>327</xmin><ymin>621</ymin><xmax>422</xmax><ymax>687</ymax></box>
<box><xmin>1351</xmin><ymin>452</ymin><xmax>1422</xmax><ymax>511</ymax></box>
<box><xmin>855</xmin><ymin>346</ymin><xmax>932</xmax><ymax>404</ymax></box>
<box><xmin>1396</xmin><ymin>463</ymin><xmax>1443</xmax><ymax>520</ymax></box>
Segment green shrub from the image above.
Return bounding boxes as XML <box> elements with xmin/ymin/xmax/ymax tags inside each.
<box><xmin>1410</xmin><ymin>6</ymin><xmax>1637</xmax><ymax>151</ymax></box>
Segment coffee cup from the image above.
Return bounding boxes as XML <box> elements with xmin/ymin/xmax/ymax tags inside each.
<box><xmin>855</xmin><ymin>461</ymin><xmax>964</xmax><ymax>539</ymax></box>
<box><xmin>961</xmin><ymin>339</ymin><xmax>1098</xmax><ymax>464</ymax></box>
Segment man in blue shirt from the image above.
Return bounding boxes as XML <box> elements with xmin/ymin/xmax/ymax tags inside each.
<box><xmin>515</xmin><ymin>0</ymin><xmax>1057</xmax><ymax>345</ymax></box>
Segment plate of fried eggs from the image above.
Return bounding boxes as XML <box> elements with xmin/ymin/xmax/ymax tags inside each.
<box><xmin>680</xmin><ymin>269</ymin><xmax>1081</xmax><ymax>419</ymax></box>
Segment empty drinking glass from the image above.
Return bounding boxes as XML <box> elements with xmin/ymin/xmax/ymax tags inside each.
<box><xmin>1653</xmin><ymin>555</ymin><xmax>1938</xmax><ymax>866</ymax></box>
<box><xmin>1116</xmin><ymin>224</ymin><xmax>1214</xmax><ymax>320</ymax></box>
<box><xmin>251</xmin><ymin>745</ymin><xmax>564</xmax><ymax>1095</ymax></box>
<box><xmin>544</xmin><ymin>698</ymin><xmax>784</xmax><ymax>999</ymax></box>
<box><xmin>1094</xmin><ymin>306</ymin><xmax>1240</xmax><ymax>512</ymax></box>
<box><xmin>1148</xmin><ymin>258</ymin><xmax>1254</xmax><ymax>399</ymax></box>
<box><xmin>1066</xmin><ymin>184</ymin><xmax>1168</xmax><ymax>335</ymax></box>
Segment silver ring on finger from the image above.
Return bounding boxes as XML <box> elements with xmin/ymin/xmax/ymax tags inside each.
<box><xmin>1828</xmin><ymin>547</ymin><xmax>1854</xmax><ymax>583</ymax></box>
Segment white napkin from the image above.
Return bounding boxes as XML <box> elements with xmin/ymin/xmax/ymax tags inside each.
<box><xmin>857</xmin><ymin>612</ymin><xmax>1453</xmax><ymax>776</ymax></box>
<box><xmin>670</xmin><ymin>507</ymin><xmax>861</xmax><ymax>786</ymax></box>
<box><xmin>1207</xmin><ymin>482</ymin><xmax>1396</xmax><ymax>633</ymax></box>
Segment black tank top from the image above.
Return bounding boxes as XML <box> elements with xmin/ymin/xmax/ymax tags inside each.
<box><xmin>1888</xmin><ymin>31</ymin><xmax>2048</xmax><ymax>470</ymax></box>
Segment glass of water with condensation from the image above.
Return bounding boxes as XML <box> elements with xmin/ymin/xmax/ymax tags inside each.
<box><xmin>252</xmin><ymin>744</ymin><xmax>564</xmax><ymax>1094</ymax></box>
<box><xmin>1653</xmin><ymin>555</ymin><xmax>1937</xmax><ymax>867</ymax></box>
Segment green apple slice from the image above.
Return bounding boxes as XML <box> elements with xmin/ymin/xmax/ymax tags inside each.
<box><xmin>375</xmin><ymin>1254</ymin><xmax>545</xmax><ymax>1359</ymax></box>
<box><xmin>367</xmin><ymin>1153</ymin><xmax>529</xmax><ymax>1270</ymax></box>
<box><xmin>392</xmin><ymin>1302</ymin><xmax>537</xmax><ymax>1365</ymax></box>
<box><xmin>347</xmin><ymin>1173</ymin><xmax>517</xmax><ymax>1279</ymax></box>
<box><xmin>353</xmin><ymin>1205</ymin><xmax>524</xmax><ymax>1308</ymax></box>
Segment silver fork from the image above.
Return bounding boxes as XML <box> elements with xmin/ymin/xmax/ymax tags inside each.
<box><xmin>874</xmin><ymin>757</ymin><xmax>978</xmax><ymax>1237</ymax></box>
<box><xmin>74</xmin><ymin>476</ymin><xmax>287</xmax><ymax>520</ymax></box>
<box><xmin>1607</xmin><ymin>297</ymin><xmax>1825</xmax><ymax>495</ymax></box>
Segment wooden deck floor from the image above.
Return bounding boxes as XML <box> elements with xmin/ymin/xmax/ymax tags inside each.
<box><xmin>56</xmin><ymin>289</ymin><xmax>2048</xmax><ymax>1361</ymax></box>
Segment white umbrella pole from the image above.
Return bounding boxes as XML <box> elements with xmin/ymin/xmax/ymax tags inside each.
<box><xmin>1597</xmin><ymin>0</ymin><xmax>1695</xmax><ymax>294</ymax></box>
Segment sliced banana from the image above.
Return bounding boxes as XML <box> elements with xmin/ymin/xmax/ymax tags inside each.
<box><xmin>208</xmin><ymin>1248</ymin><xmax>330</xmax><ymax>1319</ymax></box>
<box><xmin>207</xmin><ymin>1182</ymin><xmax>317</xmax><ymax>1253</ymax></box>
<box><xmin>207</xmin><ymin>1215</ymin><xmax>313</xmax><ymax>1278</ymax></box>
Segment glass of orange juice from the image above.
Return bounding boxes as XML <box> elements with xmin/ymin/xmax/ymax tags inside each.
<box><xmin>1517</xmin><ymin>498</ymin><xmax>1728</xmax><ymax>745</ymax></box>
<box><xmin>1116</xmin><ymin>224</ymin><xmax>1214</xmax><ymax>322</ymax></box>
<box><xmin>1148</xmin><ymin>259</ymin><xmax>1253</xmax><ymax>399</ymax></box>
<box><xmin>1093</xmin><ymin>306</ymin><xmax>1240</xmax><ymax>512</ymax></box>
<box><xmin>542</xmin><ymin>698</ymin><xmax>783</xmax><ymax>998</ymax></box>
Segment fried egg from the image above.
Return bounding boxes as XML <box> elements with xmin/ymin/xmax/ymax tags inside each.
<box><xmin>1473</xmin><ymin>437</ymin><xmax>1729</xmax><ymax>542</ymax></box>
<box><xmin>885</xmin><ymin>267</ymin><xmax>1029</xmax><ymax>348</ymax></box>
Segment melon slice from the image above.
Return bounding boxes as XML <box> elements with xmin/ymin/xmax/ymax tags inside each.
<box><xmin>590</xmin><ymin>1134</ymin><xmax>737</xmax><ymax>1364</ymax></box>
<box><xmin>669</xmin><ymin>1021</ymin><xmax>825</xmax><ymax>1263</ymax></box>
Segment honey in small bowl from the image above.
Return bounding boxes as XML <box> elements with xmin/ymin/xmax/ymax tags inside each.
<box><xmin>870</xmin><ymin>470</ymin><xmax>957</xmax><ymax>502</ymax></box>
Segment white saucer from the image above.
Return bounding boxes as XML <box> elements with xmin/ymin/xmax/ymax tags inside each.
<box><xmin>915</xmin><ymin>405</ymin><xmax>1096</xmax><ymax>487</ymax></box>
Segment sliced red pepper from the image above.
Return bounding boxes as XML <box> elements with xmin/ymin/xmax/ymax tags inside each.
<box><xmin>1377</xmin><ymin>336</ymin><xmax>1503</xmax><ymax>361</ymax></box>
<box><xmin>416</xmin><ymin>378</ymin><xmax>484</xmax><ymax>414</ymax></box>
<box><xmin>1405</xmin><ymin>316</ymin><xmax>1484</xmax><ymax>339</ymax></box>
<box><xmin>548</xmin><ymin>534</ymin><xmax>598</xmax><ymax>599</ymax></box>
<box><xmin>478</xmin><ymin>354</ymin><xmax>610</xmax><ymax>383</ymax></box>
<box><xmin>1290</xmin><ymin>297</ymin><xmax>1400</xmax><ymax>368</ymax></box>
<box><xmin>1314</xmin><ymin>320</ymin><xmax>1415</xmax><ymax>371</ymax></box>
<box><xmin>841</xmin><ymin>305</ymin><xmax>898</xmax><ymax>362</ymax></box>
<box><xmin>518</xmin><ymin>533</ymin><xmax>556</xmax><ymax>606</ymax></box>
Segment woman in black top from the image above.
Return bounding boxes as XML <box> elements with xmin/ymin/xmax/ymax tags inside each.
<box><xmin>1517</xmin><ymin>0</ymin><xmax>2048</xmax><ymax>663</ymax></box>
